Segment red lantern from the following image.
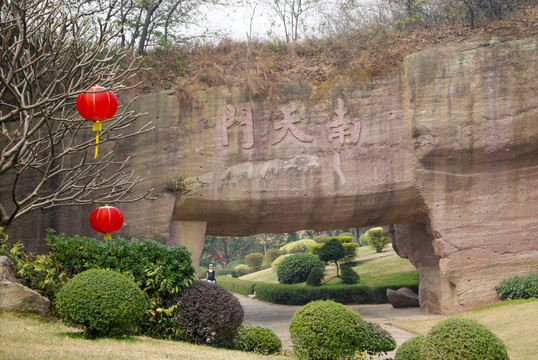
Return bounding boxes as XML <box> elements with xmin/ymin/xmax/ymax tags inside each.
<box><xmin>89</xmin><ymin>205</ymin><xmax>123</xmax><ymax>240</ymax></box>
<box><xmin>76</xmin><ymin>86</ymin><xmax>118</xmax><ymax>158</ymax></box>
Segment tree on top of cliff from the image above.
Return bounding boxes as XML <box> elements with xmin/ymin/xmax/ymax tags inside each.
<box><xmin>0</xmin><ymin>0</ymin><xmax>154</xmax><ymax>230</ymax></box>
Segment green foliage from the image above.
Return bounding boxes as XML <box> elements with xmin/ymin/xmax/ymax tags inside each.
<box><xmin>358</xmin><ymin>233</ymin><xmax>369</xmax><ymax>246</ymax></box>
<box><xmin>334</xmin><ymin>235</ymin><xmax>353</xmax><ymax>243</ymax></box>
<box><xmin>318</xmin><ymin>238</ymin><xmax>345</xmax><ymax>277</ymax></box>
<box><xmin>280</xmin><ymin>239</ymin><xmax>317</xmax><ymax>254</ymax></box>
<box><xmin>359</xmin><ymin>321</ymin><xmax>396</xmax><ymax>356</ymax></box>
<box><xmin>170</xmin><ymin>171</ymin><xmax>205</xmax><ymax>195</ymax></box>
<box><xmin>313</xmin><ymin>235</ymin><xmax>329</xmax><ymax>243</ymax></box>
<box><xmin>224</xmin><ymin>259</ymin><xmax>246</xmax><ymax>274</ymax></box>
<box><xmin>306</xmin><ymin>267</ymin><xmax>324</xmax><ymax>287</ymax></box>
<box><xmin>263</xmin><ymin>248</ymin><xmax>282</xmax><ymax>266</ymax></box>
<box><xmin>394</xmin><ymin>335</ymin><xmax>425</xmax><ymax>360</ymax></box>
<box><xmin>308</xmin><ymin>243</ymin><xmax>323</xmax><ymax>255</ymax></box>
<box><xmin>289</xmin><ymin>300</ymin><xmax>367</xmax><ymax>360</ymax></box>
<box><xmin>232</xmin><ymin>264</ymin><xmax>252</xmax><ymax>278</ymax></box>
<box><xmin>56</xmin><ymin>269</ymin><xmax>148</xmax><ymax>338</ymax></box>
<box><xmin>235</xmin><ymin>326</ymin><xmax>282</xmax><ymax>355</ymax></box>
<box><xmin>172</xmin><ymin>281</ymin><xmax>244</xmax><ymax>348</ymax></box>
<box><xmin>340</xmin><ymin>265</ymin><xmax>360</xmax><ymax>284</ymax></box>
<box><xmin>216</xmin><ymin>276</ymin><xmax>256</xmax><ymax>296</ymax></box>
<box><xmin>277</xmin><ymin>253</ymin><xmax>325</xmax><ymax>284</ymax></box>
<box><xmin>496</xmin><ymin>272</ymin><xmax>538</xmax><ymax>300</ymax></box>
<box><xmin>271</xmin><ymin>254</ymin><xmax>292</xmax><ymax>271</ymax></box>
<box><xmin>421</xmin><ymin>317</ymin><xmax>509</xmax><ymax>360</ymax></box>
<box><xmin>44</xmin><ymin>229</ymin><xmax>194</xmax><ymax>339</ymax></box>
<box><xmin>342</xmin><ymin>243</ymin><xmax>359</xmax><ymax>262</ymax></box>
<box><xmin>244</xmin><ymin>253</ymin><xmax>263</xmax><ymax>271</ymax></box>
<box><xmin>365</xmin><ymin>227</ymin><xmax>391</xmax><ymax>253</ymax></box>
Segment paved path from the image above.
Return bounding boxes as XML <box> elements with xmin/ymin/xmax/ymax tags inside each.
<box><xmin>238</xmin><ymin>294</ymin><xmax>441</xmax><ymax>358</ymax></box>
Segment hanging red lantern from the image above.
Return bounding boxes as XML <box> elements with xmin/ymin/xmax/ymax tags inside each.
<box><xmin>76</xmin><ymin>86</ymin><xmax>118</xmax><ymax>159</ymax></box>
<box><xmin>89</xmin><ymin>205</ymin><xmax>124</xmax><ymax>240</ymax></box>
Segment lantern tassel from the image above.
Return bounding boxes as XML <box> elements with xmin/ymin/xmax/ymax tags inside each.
<box><xmin>94</xmin><ymin>132</ymin><xmax>99</xmax><ymax>159</ymax></box>
<box><xmin>103</xmin><ymin>232</ymin><xmax>111</xmax><ymax>241</ymax></box>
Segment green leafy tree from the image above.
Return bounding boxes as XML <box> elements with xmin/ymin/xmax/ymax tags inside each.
<box><xmin>365</xmin><ymin>227</ymin><xmax>391</xmax><ymax>253</ymax></box>
<box><xmin>318</xmin><ymin>238</ymin><xmax>346</xmax><ymax>278</ymax></box>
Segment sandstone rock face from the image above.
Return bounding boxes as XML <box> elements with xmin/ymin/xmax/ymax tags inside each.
<box><xmin>0</xmin><ymin>256</ymin><xmax>50</xmax><ymax>315</ymax></box>
<box><xmin>3</xmin><ymin>35</ymin><xmax>537</xmax><ymax>314</ymax></box>
<box><xmin>387</xmin><ymin>288</ymin><xmax>420</xmax><ymax>308</ymax></box>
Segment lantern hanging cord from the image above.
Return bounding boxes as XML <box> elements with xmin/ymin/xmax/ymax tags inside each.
<box><xmin>93</xmin><ymin>121</ymin><xmax>102</xmax><ymax>159</ymax></box>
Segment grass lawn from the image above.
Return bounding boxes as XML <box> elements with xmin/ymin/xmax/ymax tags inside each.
<box><xmin>241</xmin><ymin>247</ymin><xmax>419</xmax><ymax>288</ymax></box>
<box><xmin>394</xmin><ymin>298</ymin><xmax>538</xmax><ymax>360</ymax></box>
<box><xmin>0</xmin><ymin>309</ymin><xmax>294</xmax><ymax>360</ymax></box>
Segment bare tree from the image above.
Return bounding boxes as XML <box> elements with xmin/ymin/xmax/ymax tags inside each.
<box><xmin>265</xmin><ymin>0</ymin><xmax>321</xmax><ymax>42</ymax></box>
<box><xmin>0</xmin><ymin>0</ymin><xmax>154</xmax><ymax>229</ymax></box>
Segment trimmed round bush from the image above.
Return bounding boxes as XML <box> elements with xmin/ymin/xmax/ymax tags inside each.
<box><xmin>271</xmin><ymin>254</ymin><xmax>292</xmax><ymax>271</ymax></box>
<box><xmin>245</xmin><ymin>253</ymin><xmax>263</xmax><ymax>271</ymax></box>
<box><xmin>280</xmin><ymin>239</ymin><xmax>318</xmax><ymax>254</ymax></box>
<box><xmin>56</xmin><ymin>268</ymin><xmax>148</xmax><ymax>338</ymax></box>
<box><xmin>225</xmin><ymin>259</ymin><xmax>245</xmax><ymax>273</ymax></box>
<box><xmin>358</xmin><ymin>233</ymin><xmax>369</xmax><ymax>246</ymax></box>
<box><xmin>340</xmin><ymin>265</ymin><xmax>360</xmax><ymax>284</ymax></box>
<box><xmin>394</xmin><ymin>335</ymin><xmax>425</xmax><ymax>360</ymax></box>
<box><xmin>365</xmin><ymin>227</ymin><xmax>391</xmax><ymax>253</ymax></box>
<box><xmin>232</xmin><ymin>264</ymin><xmax>251</xmax><ymax>277</ymax></box>
<box><xmin>235</xmin><ymin>326</ymin><xmax>282</xmax><ymax>354</ymax></box>
<box><xmin>277</xmin><ymin>253</ymin><xmax>325</xmax><ymax>284</ymax></box>
<box><xmin>172</xmin><ymin>281</ymin><xmax>244</xmax><ymax>348</ymax></box>
<box><xmin>289</xmin><ymin>300</ymin><xmax>367</xmax><ymax>360</ymax></box>
<box><xmin>263</xmin><ymin>248</ymin><xmax>282</xmax><ymax>266</ymax></box>
<box><xmin>319</xmin><ymin>238</ymin><xmax>346</xmax><ymax>264</ymax></box>
<box><xmin>313</xmin><ymin>235</ymin><xmax>329</xmax><ymax>243</ymax></box>
<box><xmin>421</xmin><ymin>317</ymin><xmax>509</xmax><ymax>360</ymax></box>
<box><xmin>306</xmin><ymin>267</ymin><xmax>324</xmax><ymax>287</ymax></box>
<box><xmin>359</xmin><ymin>321</ymin><xmax>396</xmax><ymax>356</ymax></box>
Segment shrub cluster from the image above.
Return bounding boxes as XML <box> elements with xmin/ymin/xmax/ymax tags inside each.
<box><xmin>359</xmin><ymin>321</ymin><xmax>396</xmax><ymax>356</ymax></box>
<box><xmin>340</xmin><ymin>265</ymin><xmax>360</xmax><ymax>284</ymax></box>
<box><xmin>263</xmin><ymin>248</ymin><xmax>282</xmax><ymax>266</ymax></box>
<box><xmin>421</xmin><ymin>317</ymin><xmax>509</xmax><ymax>360</ymax></box>
<box><xmin>232</xmin><ymin>264</ymin><xmax>252</xmax><ymax>277</ymax></box>
<box><xmin>313</xmin><ymin>235</ymin><xmax>329</xmax><ymax>243</ymax></box>
<box><xmin>235</xmin><ymin>326</ymin><xmax>282</xmax><ymax>354</ymax></box>
<box><xmin>277</xmin><ymin>253</ymin><xmax>325</xmax><ymax>284</ymax></box>
<box><xmin>216</xmin><ymin>276</ymin><xmax>256</xmax><ymax>296</ymax></box>
<box><xmin>289</xmin><ymin>300</ymin><xmax>367</xmax><ymax>360</ymax></box>
<box><xmin>496</xmin><ymin>272</ymin><xmax>538</xmax><ymax>300</ymax></box>
<box><xmin>280</xmin><ymin>239</ymin><xmax>317</xmax><ymax>254</ymax></box>
<box><xmin>56</xmin><ymin>269</ymin><xmax>148</xmax><ymax>338</ymax></box>
<box><xmin>172</xmin><ymin>281</ymin><xmax>244</xmax><ymax>348</ymax></box>
<box><xmin>306</xmin><ymin>267</ymin><xmax>324</xmax><ymax>287</ymax></box>
<box><xmin>244</xmin><ymin>253</ymin><xmax>263</xmax><ymax>271</ymax></box>
<box><xmin>394</xmin><ymin>335</ymin><xmax>425</xmax><ymax>360</ymax></box>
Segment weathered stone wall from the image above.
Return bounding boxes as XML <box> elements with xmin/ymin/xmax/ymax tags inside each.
<box><xmin>3</xmin><ymin>35</ymin><xmax>537</xmax><ymax>314</ymax></box>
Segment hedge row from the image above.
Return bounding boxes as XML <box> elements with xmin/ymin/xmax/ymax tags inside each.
<box><xmin>217</xmin><ymin>275</ymin><xmax>418</xmax><ymax>305</ymax></box>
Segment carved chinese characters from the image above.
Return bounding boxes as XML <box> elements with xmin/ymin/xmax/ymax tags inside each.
<box><xmin>220</xmin><ymin>98</ymin><xmax>361</xmax><ymax>149</ymax></box>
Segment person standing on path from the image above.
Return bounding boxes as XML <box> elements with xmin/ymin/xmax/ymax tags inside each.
<box><xmin>206</xmin><ymin>264</ymin><xmax>216</xmax><ymax>283</ymax></box>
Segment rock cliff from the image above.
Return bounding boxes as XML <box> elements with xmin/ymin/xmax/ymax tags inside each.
<box><xmin>4</xmin><ymin>35</ymin><xmax>537</xmax><ymax>314</ymax></box>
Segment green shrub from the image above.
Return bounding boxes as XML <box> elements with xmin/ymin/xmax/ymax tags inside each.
<box><xmin>308</xmin><ymin>243</ymin><xmax>323</xmax><ymax>255</ymax></box>
<box><xmin>277</xmin><ymin>253</ymin><xmax>325</xmax><ymax>284</ymax></box>
<box><xmin>271</xmin><ymin>254</ymin><xmax>292</xmax><ymax>271</ymax></box>
<box><xmin>394</xmin><ymin>335</ymin><xmax>425</xmax><ymax>360</ymax></box>
<box><xmin>263</xmin><ymin>249</ymin><xmax>282</xmax><ymax>266</ymax></box>
<box><xmin>245</xmin><ymin>253</ymin><xmax>264</xmax><ymax>271</ymax></box>
<box><xmin>342</xmin><ymin>243</ymin><xmax>359</xmax><ymax>262</ymax></box>
<box><xmin>280</xmin><ymin>239</ymin><xmax>317</xmax><ymax>254</ymax></box>
<box><xmin>217</xmin><ymin>276</ymin><xmax>257</xmax><ymax>296</ymax></box>
<box><xmin>365</xmin><ymin>227</ymin><xmax>391</xmax><ymax>253</ymax></box>
<box><xmin>289</xmin><ymin>300</ymin><xmax>367</xmax><ymax>360</ymax></box>
<box><xmin>496</xmin><ymin>272</ymin><xmax>538</xmax><ymax>300</ymax></box>
<box><xmin>340</xmin><ymin>265</ymin><xmax>360</xmax><ymax>284</ymax></box>
<box><xmin>421</xmin><ymin>317</ymin><xmax>509</xmax><ymax>360</ymax></box>
<box><xmin>232</xmin><ymin>264</ymin><xmax>252</xmax><ymax>278</ymax></box>
<box><xmin>334</xmin><ymin>235</ymin><xmax>353</xmax><ymax>243</ymax></box>
<box><xmin>223</xmin><ymin>259</ymin><xmax>246</xmax><ymax>275</ymax></box>
<box><xmin>359</xmin><ymin>321</ymin><xmax>396</xmax><ymax>356</ymax></box>
<box><xmin>318</xmin><ymin>238</ymin><xmax>345</xmax><ymax>277</ymax></box>
<box><xmin>56</xmin><ymin>269</ymin><xmax>148</xmax><ymax>338</ymax></box>
<box><xmin>235</xmin><ymin>326</ymin><xmax>282</xmax><ymax>354</ymax></box>
<box><xmin>306</xmin><ymin>267</ymin><xmax>324</xmax><ymax>287</ymax></box>
<box><xmin>172</xmin><ymin>281</ymin><xmax>244</xmax><ymax>348</ymax></box>
<box><xmin>313</xmin><ymin>235</ymin><xmax>329</xmax><ymax>243</ymax></box>
<box><xmin>358</xmin><ymin>233</ymin><xmax>369</xmax><ymax>246</ymax></box>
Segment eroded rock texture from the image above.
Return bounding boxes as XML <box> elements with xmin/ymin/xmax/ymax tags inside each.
<box><xmin>3</xmin><ymin>36</ymin><xmax>537</xmax><ymax>314</ymax></box>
